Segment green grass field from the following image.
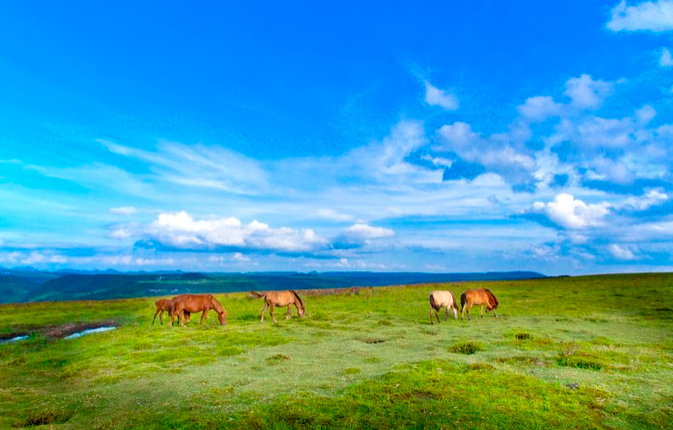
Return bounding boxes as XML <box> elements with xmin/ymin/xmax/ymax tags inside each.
<box><xmin>1</xmin><ymin>273</ymin><xmax>672</xmax><ymax>429</ymax></box>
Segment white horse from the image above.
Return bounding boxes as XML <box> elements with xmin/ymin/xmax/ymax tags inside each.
<box><xmin>429</xmin><ymin>290</ymin><xmax>458</xmax><ymax>325</ymax></box>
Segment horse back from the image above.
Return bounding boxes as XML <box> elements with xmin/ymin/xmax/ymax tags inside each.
<box><xmin>155</xmin><ymin>298</ymin><xmax>173</xmax><ymax>311</ymax></box>
<box><xmin>266</xmin><ymin>291</ymin><xmax>295</xmax><ymax>307</ymax></box>
<box><xmin>173</xmin><ymin>294</ymin><xmax>215</xmax><ymax>313</ymax></box>
<box><xmin>430</xmin><ymin>290</ymin><xmax>456</xmax><ymax>309</ymax></box>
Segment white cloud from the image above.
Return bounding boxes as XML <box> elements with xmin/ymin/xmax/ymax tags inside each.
<box><xmin>623</xmin><ymin>189</ymin><xmax>668</xmax><ymax>210</ymax></box>
<box><xmin>517</xmin><ymin>96</ymin><xmax>563</xmax><ymax>122</ymax></box>
<box><xmin>109</xmin><ymin>206</ymin><xmax>137</xmax><ymax>215</ymax></box>
<box><xmin>564</xmin><ymin>74</ymin><xmax>616</xmax><ymax>110</ymax></box>
<box><xmin>532</xmin><ymin>194</ymin><xmax>611</xmax><ymax>229</ymax></box>
<box><xmin>607</xmin><ymin>0</ymin><xmax>673</xmax><ymax>32</ymax></box>
<box><xmin>342</xmin><ymin>223</ymin><xmax>394</xmax><ymax>241</ymax></box>
<box><xmin>142</xmin><ymin>211</ymin><xmax>327</xmax><ymax>253</ymax></box>
<box><xmin>346</xmin><ymin>119</ymin><xmax>436</xmax><ymax>181</ymax></box>
<box><xmin>661</xmin><ymin>48</ymin><xmax>673</xmax><ymax>66</ymax></box>
<box><xmin>110</xmin><ymin>228</ymin><xmax>135</xmax><ymax>240</ymax></box>
<box><xmin>635</xmin><ymin>105</ymin><xmax>657</xmax><ymax>124</ymax></box>
<box><xmin>436</xmin><ymin>122</ymin><xmax>537</xmax><ymax>187</ymax></box>
<box><xmin>21</xmin><ymin>251</ymin><xmax>68</xmax><ymax>265</ymax></box>
<box><xmin>423</xmin><ymin>80</ymin><xmax>459</xmax><ymax>110</ymax></box>
<box><xmin>436</xmin><ymin>122</ymin><xmax>478</xmax><ymax>149</ymax></box>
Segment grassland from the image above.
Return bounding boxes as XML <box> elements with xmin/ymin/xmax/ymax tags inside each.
<box><xmin>1</xmin><ymin>273</ymin><xmax>672</xmax><ymax>429</ymax></box>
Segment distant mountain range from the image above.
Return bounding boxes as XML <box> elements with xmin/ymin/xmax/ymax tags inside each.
<box><xmin>0</xmin><ymin>267</ymin><xmax>546</xmax><ymax>304</ymax></box>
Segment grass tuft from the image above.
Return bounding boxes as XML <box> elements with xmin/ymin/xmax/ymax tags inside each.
<box><xmin>13</xmin><ymin>411</ymin><xmax>71</xmax><ymax>427</ymax></box>
<box><xmin>266</xmin><ymin>354</ymin><xmax>291</xmax><ymax>364</ymax></box>
<box><xmin>465</xmin><ymin>363</ymin><xmax>495</xmax><ymax>372</ymax></box>
<box><xmin>449</xmin><ymin>341</ymin><xmax>483</xmax><ymax>355</ymax></box>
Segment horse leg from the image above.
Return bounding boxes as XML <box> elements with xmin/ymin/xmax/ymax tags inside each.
<box><xmin>269</xmin><ymin>303</ymin><xmax>277</xmax><ymax>323</ymax></box>
<box><xmin>480</xmin><ymin>304</ymin><xmax>485</xmax><ymax>318</ymax></box>
<box><xmin>430</xmin><ymin>307</ymin><xmax>436</xmax><ymax>325</ymax></box>
<box><xmin>200</xmin><ymin>309</ymin><xmax>209</xmax><ymax>324</ymax></box>
<box><xmin>444</xmin><ymin>307</ymin><xmax>449</xmax><ymax>321</ymax></box>
<box><xmin>153</xmin><ymin>309</ymin><xmax>160</xmax><ymax>325</ymax></box>
<box><xmin>260</xmin><ymin>301</ymin><xmax>269</xmax><ymax>322</ymax></box>
<box><xmin>179</xmin><ymin>310</ymin><xmax>186</xmax><ymax>327</ymax></box>
<box><xmin>466</xmin><ymin>303</ymin><xmax>472</xmax><ymax>320</ymax></box>
<box><xmin>286</xmin><ymin>306</ymin><xmax>292</xmax><ymax>320</ymax></box>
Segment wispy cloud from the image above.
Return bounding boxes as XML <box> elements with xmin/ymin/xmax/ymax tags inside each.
<box><xmin>100</xmin><ymin>139</ymin><xmax>269</xmax><ymax>196</ymax></box>
<box><xmin>109</xmin><ymin>206</ymin><xmax>137</xmax><ymax>215</ymax></box>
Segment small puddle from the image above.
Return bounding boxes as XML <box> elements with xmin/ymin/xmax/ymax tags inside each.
<box><xmin>64</xmin><ymin>326</ymin><xmax>117</xmax><ymax>340</ymax></box>
<box><xmin>0</xmin><ymin>335</ymin><xmax>29</xmax><ymax>344</ymax></box>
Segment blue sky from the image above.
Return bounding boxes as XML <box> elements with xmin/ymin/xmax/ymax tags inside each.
<box><xmin>1</xmin><ymin>0</ymin><xmax>673</xmax><ymax>275</ymax></box>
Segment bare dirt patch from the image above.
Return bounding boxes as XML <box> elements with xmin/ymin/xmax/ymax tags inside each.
<box><xmin>44</xmin><ymin>321</ymin><xmax>120</xmax><ymax>339</ymax></box>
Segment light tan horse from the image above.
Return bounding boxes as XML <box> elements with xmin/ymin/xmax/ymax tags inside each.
<box><xmin>168</xmin><ymin>294</ymin><xmax>227</xmax><ymax>327</ymax></box>
<box><xmin>250</xmin><ymin>290</ymin><xmax>305</xmax><ymax>322</ymax></box>
<box><xmin>429</xmin><ymin>290</ymin><xmax>458</xmax><ymax>325</ymax></box>
<box><xmin>152</xmin><ymin>298</ymin><xmax>190</xmax><ymax>325</ymax></box>
<box><xmin>460</xmin><ymin>288</ymin><xmax>499</xmax><ymax>320</ymax></box>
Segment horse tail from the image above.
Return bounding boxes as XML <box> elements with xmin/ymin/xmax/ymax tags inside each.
<box><xmin>290</xmin><ymin>290</ymin><xmax>304</xmax><ymax>309</ymax></box>
<box><xmin>250</xmin><ymin>291</ymin><xmax>265</xmax><ymax>299</ymax></box>
<box><xmin>429</xmin><ymin>292</ymin><xmax>439</xmax><ymax>311</ymax></box>
<box><xmin>460</xmin><ymin>292</ymin><xmax>467</xmax><ymax>310</ymax></box>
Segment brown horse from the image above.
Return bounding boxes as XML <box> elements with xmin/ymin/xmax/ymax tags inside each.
<box><xmin>168</xmin><ymin>294</ymin><xmax>227</xmax><ymax>327</ymax></box>
<box><xmin>250</xmin><ymin>290</ymin><xmax>305</xmax><ymax>322</ymax></box>
<box><xmin>429</xmin><ymin>290</ymin><xmax>458</xmax><ymax>325</ymax></box>
<box><xmin>460</xmin><ymin>288</ymin><xmax>499</xmax><ymax>320</ymax></box>
<box><xmin>152</xmin><ymin>298</ymin><xmax>190</xmax><ymax>325</ymax></box>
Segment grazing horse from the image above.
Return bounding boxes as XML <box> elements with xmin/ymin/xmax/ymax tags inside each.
<box><xmin>250</xmin><ymin>290</ymin><xmax>305</xmax><ymax>322</ymax></box>
<box><xmin>460</xmin><ymin>288</ymin><xmax>499</xmax><ymax>320</ymax></box>
<box><xmin>429</xmin><ymin>290</ymin><xmax>458</xmax><ymax>325</ymax></box>
<box><xmin>168</xmin><ymin>294</ymin><xmax>227</xmax><ymax>327</ymax></box>
<box><xmin>152</xmin><ymin>298</ymin><xmax>190</xmax><ymax>325</ymax></box>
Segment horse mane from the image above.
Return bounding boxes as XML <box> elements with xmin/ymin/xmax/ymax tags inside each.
<box><xmin>290</xmin><ymin>290</ymin><xmax>304</xmax><ymax>309</ymax></box>
<box><xmin>484</xmin><ymin>289</ymin><xmax>499</xmax><ymax>308</ymax></box>
<box><xmin>210</xmin><ymin>295</ymin><xmax>225</xmax><ymax>314</ymax></box>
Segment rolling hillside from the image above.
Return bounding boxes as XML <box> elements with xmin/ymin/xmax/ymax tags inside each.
<box><xmin>0</xmin><ymin>269</ymin><xmax>545</xmax><ymax>303</ymax></box>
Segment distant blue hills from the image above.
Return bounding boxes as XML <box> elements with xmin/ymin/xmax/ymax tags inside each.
<box><xmin>0</xmin><ymin>267</ymin><xmax>546</xmax><ymax>304</ymax></box>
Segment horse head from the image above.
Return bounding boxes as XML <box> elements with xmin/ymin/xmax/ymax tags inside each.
<box><xmin>291</xmin><ymin>290</ymin><xmax>306</xmax><ymax>317</ymax></box>
<box><xmin>210</xmin><ymin>296</ymin><xmax>228</xmax><ymax>325</ymax></box>
<box><xmin>485</xmin><ymin>289</ymin><xmax>499</xmax><ymax>311</ymax></box>
<box><xmin>217</xmin><ymin>309</ymin><xmax>227</xmax><ymax>325</ymax></box>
